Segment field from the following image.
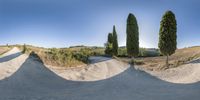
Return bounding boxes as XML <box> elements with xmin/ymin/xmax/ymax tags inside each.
<box><xmin>118</xmin><ymin>46</ymin><xmax>200</xmax><ymax>71</ymax></box>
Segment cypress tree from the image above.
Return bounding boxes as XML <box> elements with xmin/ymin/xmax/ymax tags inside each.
<box><xmin>112</xmin><ymin>25</ymin><xmax>118</xmax><ymax>56</ymax></box>
<box><xmin>158</xmin><ymin>10</ymin><xmax>177</xmax><ymax>67</ymax></box>
<box><xmin>108</xmin><ymin>33</ymin><xmax>113</xmax><ymax>43</ymax></box>
<box><xmin>126</xmin><ymin>13</ymin><xmax>139</xmax><ymax>63</ymax></box>
<box><xmin>105</xmin><ymin>33</ymin><xmax>113</xmax><ymax>56</ymax></box>
<box><xmin>22</xmin><ymin>44</ymin><xmax>27</xmax><ymax>53</ymax></box>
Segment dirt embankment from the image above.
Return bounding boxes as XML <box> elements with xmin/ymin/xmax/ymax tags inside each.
<box><xmin>142</xmin><ymin>58</ymin><xmax>200</xmax><ymax>84</ymax></box>
<box><xmin>0</xmin><ymin>47</ymin><xmax>11</xmax><ymax>55</ymax></box>
<box><xmin>0</xmin><ymin>47</ymin><xmax>200</xmax><ymax>100</ymax></box>
<box><xmin>0</xmin><ymin>47</ymin><xmax>28</xmax><ymax>80</ymax></box>
<box><xmin>46</xmin><ymin>56</ymin><xmax>129</xmax><ymax>81</ymax></box>
<box><xmin>0</xmin><ymin>47</ymin><xmax>129</xmax><ymax>81</ymax></box>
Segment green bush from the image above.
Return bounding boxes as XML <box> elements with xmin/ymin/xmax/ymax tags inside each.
<box><xmin>134</xmin><ymin>60</ymin><xmax>145</xmax><ymax>65</ymax></box>
<box><xmin>46</xmin><ymin>48</ymin><xmax>91</xmax><ymax>66</ymax></box>
<box><xmin>73</xmin><ymin>48</ymin><xmax>91</xmax><ymax>63</ymax></box>
<box><xmin>118</xmin><ymin>48</ymin><xmax>127</xmax><ymax>57</ymax></box>
<box><xmin>129</xmin><ymin>59</ymin><xmax>144</xmax><ymax>65</ymax></box>
<box><xmin>105</xmin><ymin>43</ymin><xmax>113</xmax><ymax>56</ymax></box>
<box><xmin>139</xmin><ymin>48</ymin><xmax>146</xmax><ymax>56</ymax></box>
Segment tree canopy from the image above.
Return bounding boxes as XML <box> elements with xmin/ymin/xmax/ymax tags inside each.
<box><xmin>126</xmin><ymin>13</ymin><xmax>139</xmax><ymax>57</ymax></box>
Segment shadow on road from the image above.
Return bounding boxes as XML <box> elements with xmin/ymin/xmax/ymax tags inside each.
<box><xmin>0</xmin><ymin>52</ymin><xmax>22</xmax><ymax>63</ymax></box>
<box><xmin>187</xmin><ymin>58</ymin><xmax>200</xmax><ymax>64</ymax></box>
<box><xmin>89</xmin><ymin>56</ymin><xmax>112</xmax><ymax>64</ymax></box>
<box><xmin>0</xmin><ymin>53</ymin><xmax>200</xmax><ymax>100</ymax></box>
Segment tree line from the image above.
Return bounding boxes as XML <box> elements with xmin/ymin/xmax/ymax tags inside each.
<box><xmin>105</xmin><ymin>10</ymin><xmax>177</xmax><ymax>67</ymax></box>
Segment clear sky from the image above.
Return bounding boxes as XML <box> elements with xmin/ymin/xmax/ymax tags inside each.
<box><xmin>0</xmin><ymin>0</ymin><xmax>200</xmax><ymax>48</ymax></box>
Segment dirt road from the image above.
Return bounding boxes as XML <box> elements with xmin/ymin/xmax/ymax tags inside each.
<box><xmin>0</xmin><ymin>47</ymin><xmax>200</xmax><ymax>100</ymax></box>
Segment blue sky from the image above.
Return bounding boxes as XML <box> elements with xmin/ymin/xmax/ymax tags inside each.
<box><xmin>0</xmin><ymin>0</ymin><xmax>200</xmax><ymax>48</ymax></box>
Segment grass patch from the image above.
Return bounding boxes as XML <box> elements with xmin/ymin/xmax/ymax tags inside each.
<box><xmin>134</xmin><ymin>59</ymin><xmax>145</xmax><ymax>65</ymax></box>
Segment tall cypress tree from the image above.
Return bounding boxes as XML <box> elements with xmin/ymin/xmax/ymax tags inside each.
<box><xmin>108</xmin><ymin>33</ymin><xmax>113</xmax><ymax>44</ymax></box>
<box><xmin>126</xmin><ymin>13</ymin><xmax>139</xmax><ymax>61</ymax></box>
<box><xmin>112</xmin><ymin>25</ymin><xmax>118</xmax><ymax>56</ymax></box>
<box><xmin>158</xmin><ymin>10</ymin><xmax>177</xmax><ymax>67</ymax></box>
<box><xmin>105</xmin><ymin>33</ymin><xmax>113</xmax><ymax>56</ymax></box>
<box><xmin>22</xmin><ymin>44</ymin><xmax>27</xmax><ymax>53</ymax></box>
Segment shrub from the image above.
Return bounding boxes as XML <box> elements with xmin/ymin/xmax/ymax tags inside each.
<box><xmin>139</xmin><ymin>48</ymin><xmax>146</xmax><ymax>56</ymax></box>
<box><xmin>105</xmin><ymin>43</ymin><xmax>113</xmax><ymax>56</ymax></box>
<box><xmin>129</xmin><ymin>59</ymin><xmax>144</xmax><ymax>65</ymax></box>
<box><xmin>134</xmin><ymin>60</ymin><xmax>145</xmax><ymax>65</ymax></box>
<box><xmin>43</xmin><ymin>48</ymin><xmax>92</xmax><ymax>67</ymax></box>
<box><xmin>118</xmin><ymin>48</ymin><xmax>127</xmax><ymax>57</ymax></box>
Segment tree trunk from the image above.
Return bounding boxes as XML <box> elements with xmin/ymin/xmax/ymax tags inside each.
<box><xmin>166</xmin><ymin>55</ymin><xmax>169</xmax><ymax>68</ymax></box>
<box><xmin>131</xmin><ymin>56</ymin><xmax>135</xmax><ymax>65</ymax></box>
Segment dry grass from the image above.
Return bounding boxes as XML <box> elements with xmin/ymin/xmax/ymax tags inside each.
<box><xmin>0</xmin><ymin>46</ymin><xmax>11</xmax><ymax>55</ymax></box>
<box><xmin>16</xmin><ymin>45</ymin><xmax>104</xmax><ymax>68</ymax></box>
<box><xmin>20</xmin><ymin>45</ymin><xmax>86</xmax><ymax>67</ymax></box>
<box><xmin>118</xmin><ymin>46</ymin><xmax>200</xmax><ymax>71</ymax></box>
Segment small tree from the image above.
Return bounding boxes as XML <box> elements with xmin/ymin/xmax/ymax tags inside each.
<box><xmin>112</xmin><ymin>25</ymin><xmax>118</xmax><ymax>56</ymax></box>
<box><xmin>105</xmin><ymin>33</ymin><xmax>113</xmax><ymax>56</ymax></box>
<box><xmin>22</xmin><ymin>44</ymin><xmax>27</xmax><ymax>53</ymax></box>
<box><xmin>126</xmin><ymin>13</ymin><xmax>139</xmax><ymax>64</ymax></box>
<box><xmin>158</xmin><ymin>10</ymin><xmax>177</xmax><ymax>67</ymax></box>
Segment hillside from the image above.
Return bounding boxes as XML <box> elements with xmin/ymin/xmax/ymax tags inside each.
<box><xmin>119</xmin><ymin>46</ymin><xmax>200</xmax><ymax>71</ymax></box>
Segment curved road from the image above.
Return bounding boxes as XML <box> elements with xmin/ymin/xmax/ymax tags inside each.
<box><xmin>0</xmin><ymin>48</ymin><xmax>200</xmax><ymax>100</ymax></box>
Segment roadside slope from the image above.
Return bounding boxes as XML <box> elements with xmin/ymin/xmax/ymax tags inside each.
<box><xmin>0</xmin><ymin>47</ymin><xmax>200</xmax><ymax>100</ymax></box>
<box><xmin>0</xmin><ymin>47</ymin><xmax>28</xmax><ymax>80</ymax></box>
<box><xmin>46</xmin><ymin>56</ymin><xmax>129</xmax><ymax>81</ymax></box>
<box><xmin>143</xmin><ymin>58</ymin><xmax>200</xmax><ymax>83</ymax></box>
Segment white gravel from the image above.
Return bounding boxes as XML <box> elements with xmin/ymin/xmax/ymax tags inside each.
<box><xmin>47</xmin><ymin>56</ymin><xmax>129</xmax><ymax>81</ymax></box>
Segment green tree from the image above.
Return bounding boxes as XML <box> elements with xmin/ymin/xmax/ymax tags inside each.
<box><xmin>105</xmin><ymin>43</ymin><xmax>113</xmax><ymax>56</ymax></box>
<box><xmin>22</xmin><ymin>44</ymin><xmax>27</xmax><ymax>53</ymax></box>
<box><xmin>105</xmin><ymin>33</ymin><xmax>113</xmax><ymax>56</ymax></box>
<box><xmin>108</xmin><ymin>33</ymin><xmax>113</xmax><ymax>43</ymax></box>
<box><xmin>112</xmin><ymin>25</ymin><xmax>118</xmax><ymax>56</ymax></box>
<box><xmin>158</xmin><ymin>10</ymin><xmax>177</xmax><ymax>67</ymax></box>
<box><xmin>126</xmin><ymin>13</ymin><xmax>139</xmax><ymax>64</ymax></box>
